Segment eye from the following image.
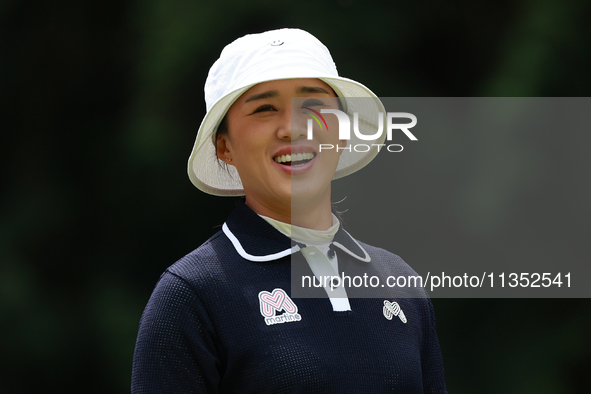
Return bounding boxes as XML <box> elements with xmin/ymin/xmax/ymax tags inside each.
<box><xmin>253</xmin><ymin>104</ymin><xmax>276</xmax><ymax>113</ymax></box>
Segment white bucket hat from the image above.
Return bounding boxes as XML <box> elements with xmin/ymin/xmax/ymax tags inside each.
<box><xmin>188</xmin><ymin>28</ymin><xmax>386</xmax><ymax>196</ymax></box>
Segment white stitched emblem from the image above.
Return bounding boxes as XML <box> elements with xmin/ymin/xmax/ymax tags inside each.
<box><xmin>383</xmin><ymin>300</ymin><xmax>407</xmax><ymax>323</ymax></box>
<box><xmin>258</xmin><ymin>288</ymin><xmax>302</xmax><ymax>325</ymax></box>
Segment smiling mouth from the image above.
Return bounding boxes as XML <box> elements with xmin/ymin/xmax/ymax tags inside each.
<box><xmin>273</xmin><ymin>152</ymin><xmax>316</xmax><ymax>167</ymax></box>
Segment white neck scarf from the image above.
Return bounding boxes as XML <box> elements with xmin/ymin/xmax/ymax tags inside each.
<box><xmin>258</xmin><ymin>214</ymin><xmax>340</xmax><ymax>245</ymax></box>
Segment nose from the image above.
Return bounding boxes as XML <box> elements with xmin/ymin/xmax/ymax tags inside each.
<box><xmin>277</xmin><ymin>106</ymin><xmax>307</xmax><ymax>141</ymax></box>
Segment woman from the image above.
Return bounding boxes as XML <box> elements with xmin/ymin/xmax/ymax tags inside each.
<box><xmin>132</xmin><ymin>28</ymin><xmax>447</xmax><ymax>393</ymax></box>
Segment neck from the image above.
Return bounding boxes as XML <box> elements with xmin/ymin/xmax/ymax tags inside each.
<box><xmin>291</xmin><ymin>198</ymin><xmax>333</xmax><ymax>230</ymax></box>
<box><xmin>245</xmin><ymin>196</ymin><xmax>333</xmax><ymax>230</ymax></box>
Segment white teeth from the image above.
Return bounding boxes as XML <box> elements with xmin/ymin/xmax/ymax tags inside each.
<box><xmin>273</xmin><ymin>152</ymin><xmax>315</xmax><ymax>163</ymax></box>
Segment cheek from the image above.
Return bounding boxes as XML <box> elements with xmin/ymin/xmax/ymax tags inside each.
<box><xmin>325</xmin><ymin>117</ymin><xmax>342</xmax><ymax>142</ymax></box>
<box><xmin>226</xmin><ymin>125</ymin><xmax>256</xmax><ymax>152</ymax></box>
<box><xmin>227</xmin><ymin>132</ymin><xmax>267</xmax><ymax>167</ymax></box>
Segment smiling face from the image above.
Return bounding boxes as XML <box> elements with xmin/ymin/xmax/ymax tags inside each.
<box><xmin>216</xmin><ymin>78</ymin><xmax>343</xmax><ymax>225</ymax></box>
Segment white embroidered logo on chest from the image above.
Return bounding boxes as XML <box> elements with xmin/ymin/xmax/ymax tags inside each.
<box><xmin>258</xmin><ymin>288</ymin><xmax>302</xmax><ymax>325</ymax></box>
<box><xmin>383</xmin><ymin>300</ymin><xmax>407</xmax><ymax>323</ymax></box>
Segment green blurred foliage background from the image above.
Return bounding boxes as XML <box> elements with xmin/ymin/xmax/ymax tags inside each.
<box><xmin>1</xmin><ymin>0</ymin><xmax>590</xmax><ymax>393</ymax></box>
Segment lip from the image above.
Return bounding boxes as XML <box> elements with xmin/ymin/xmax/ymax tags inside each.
<box><xmin>272</xmin><ymin>145</ymin><xmax>318</xmax><ymax>175</ymax></box>
<box><xmin>272</xmin><ymin>145</ymin><xmax>317</xmax><ymax>158</ymax></box>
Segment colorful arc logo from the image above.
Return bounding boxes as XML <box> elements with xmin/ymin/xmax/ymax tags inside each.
<box><xmin>303</xmin><ymin>107</ymin><xmax>328</xmax><ymax>131</ymax></box>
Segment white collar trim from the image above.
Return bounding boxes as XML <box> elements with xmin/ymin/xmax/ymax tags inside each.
<box><xmin>222</xmin><ymin>222</ymin><xmax>299</xmax><ymax>262</ymax></box>
<box><xmin>332</xmin><ymin>229</ymin><xmax>371</xmax><ymax>263</ymax></box>
<box><xmin>223</xmin><ymin>221</ymin><xmax>370</xmax><ymax>263</ymax></box>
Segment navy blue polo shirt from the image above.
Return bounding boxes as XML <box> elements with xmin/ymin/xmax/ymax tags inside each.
<box><xmin>132</xmin><ymin>202</ymin><xmax>447</xmax><ymax>393</ymax></box>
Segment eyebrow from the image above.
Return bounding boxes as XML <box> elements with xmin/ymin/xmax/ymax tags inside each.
<box><xmin>244</xmin><ymin>90</ymin><xmax>279</xmax><ymax>103</ymax></box>
<box><xmin>297</xmin><ymin>86</ymin><xmax>331</xmax><ymax>95</ymax></box>
<box><xmin>244</xmin><ymin>86</ymin><xmax>332</xmax><ymax>103</ymax></box>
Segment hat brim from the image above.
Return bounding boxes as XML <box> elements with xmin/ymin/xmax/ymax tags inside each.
<box><xmin>188</xmin><ymin>76</ymin><xmax>386</xmax><ymax>197</ymax></box>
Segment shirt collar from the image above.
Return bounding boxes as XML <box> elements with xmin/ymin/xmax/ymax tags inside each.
<box><xmin>222</xmin><ymin>201</ymin><xmax>371</xmax><ymax>263</ymax></box>
<box><xmin>260</xmin><ymin>212</ymin><xmax>340</xmax><ymax>246</ymax></box>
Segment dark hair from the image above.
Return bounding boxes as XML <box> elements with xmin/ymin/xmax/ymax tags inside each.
<box><xmin>214</xmin><ymin>116</ymin><xmax>228</xmax><ymax>142</ymax></box>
